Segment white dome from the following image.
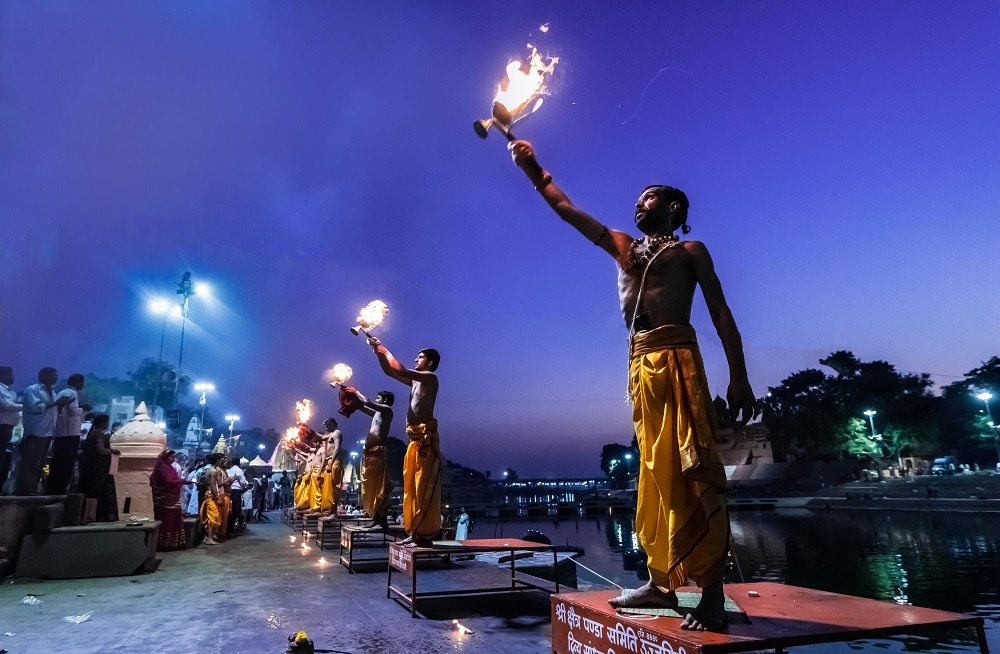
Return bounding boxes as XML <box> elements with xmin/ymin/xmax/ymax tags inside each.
<box><xmin>110</xmin><ymin>401</ymin><xmax>167</xmax><ymax>457</ymax></box>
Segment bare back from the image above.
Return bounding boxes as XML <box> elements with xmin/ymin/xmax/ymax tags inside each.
<box><xmin>365</xmin><ymin>406</ymin><xmax>393</xmax><ymax>449</ymax></box>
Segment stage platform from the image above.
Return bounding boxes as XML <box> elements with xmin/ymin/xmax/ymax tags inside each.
<box><xmin>551</xmin><ymin>582</ymin><xmax>989</xmax><ymax>654</ymax></box>
<box><xmin>387</xmin><ymin>538</ymin><xmax>562</xmax><ymax>618</ymax></box>
<box><xmin>339</xmin><ymin>524</ymin><xmax>407</xmax><ymax>572</ymax></box>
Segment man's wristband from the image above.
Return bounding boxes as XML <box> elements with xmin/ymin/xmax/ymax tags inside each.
<box><xmin>534</xmin><ymin>171</ymin><xmax>553</xmax><ymax>191</ymax></box>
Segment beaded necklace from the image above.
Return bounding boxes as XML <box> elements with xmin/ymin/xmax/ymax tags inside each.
<box><xmin>627</xmin><ymin>234</ymin><xmax>681</xmax><ymax>270</ymax></box>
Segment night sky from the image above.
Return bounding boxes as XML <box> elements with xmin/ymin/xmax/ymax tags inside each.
<box><xmin>2</xmin><ymin>2</ymin><xmax>997</xmax><ymax>477</ymax></box>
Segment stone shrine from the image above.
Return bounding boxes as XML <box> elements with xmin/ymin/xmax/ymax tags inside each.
<box><xmin>109</xmin><ymin>401</ymin><xmax>167</xmax><ymax>518</ymax></box>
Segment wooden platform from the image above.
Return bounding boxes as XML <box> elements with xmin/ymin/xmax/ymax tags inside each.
<box><xmin>551</xmin><ymin>582</ymin><xmax>989</xmax><ymax>654</ymax></box>
<box><xmin>387</xmin><ymin>538</ymin><xmax>562</xmax><ymax>618</ymax></box>
<box><xmin>315</xmin><ymin>514</ymin><xmax>369</xmax><ymax>549</ymax></box>
<box><xmin>339</xmin><ymin>524</ymin><xmax>407</xmax><ymax>572</ymax></box>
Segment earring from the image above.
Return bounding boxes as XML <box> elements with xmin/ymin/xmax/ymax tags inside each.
<box><xmin>681</xmin><ymin>224</ymin><xmax>691</xmax><ymax>234</ymax></box>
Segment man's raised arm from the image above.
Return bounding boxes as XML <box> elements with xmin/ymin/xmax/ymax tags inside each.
<box><xmin>367</xmin><ymin>336</ymin><xmax>435</xmax><ymax>385</ymax></box>
<box><xmin>508</xmin><ymin>140</ymin><xmax>629</xmax><ymax>260</ymax></box>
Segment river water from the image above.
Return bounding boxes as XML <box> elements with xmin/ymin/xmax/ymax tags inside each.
<box><xmin>477</xmin><ymin>508</ymin><xmax>999</xmax><ymax>653</ymax></box>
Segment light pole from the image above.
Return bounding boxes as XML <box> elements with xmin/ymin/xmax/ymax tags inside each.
<box><xmin>195</xmin><ymin>382</ymin><xmax>215</xmax><ymax>441</ymax></box>
<box><xmin>350</xmin><ymin>451</ymin><xmax>359</xmax><ymax>497</ymax></box>
<box><xmin>624</xmin><ymin>453</ymin><xmax>633</xmax><ymax>488</ymax></box>
<box><xmin>225</xmin><ymin>414</ymin><xmax>240</xmax><ymax>445</ymax></box>
<box><xmin>976</xmin><ymin>392</ymin><xmax>999</xmax><ymax>462</ymax></box>
<box><xmin>863</xmin><ymin>410</ymin><xmax>886</xmax><ymax>476</ymax></box>
<box><xmin>149</xmin><ymin>298</ymin><xmax>174</xmax><ymax>424</ymax></box>
<box><xmin>173</xmin><ymin>273</ymin><xmax>194</xmax><ymax>410</ymax></box>
<box><xmin>172</xmin><ymin>273</ymin><xmax>211</xmax><ymax>410</ymax></box>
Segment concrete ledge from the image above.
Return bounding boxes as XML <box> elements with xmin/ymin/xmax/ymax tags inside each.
<box><xmin>15</xmin><ymin>520</ymin><xmax>161</xmax><ymax>579</ymax></box>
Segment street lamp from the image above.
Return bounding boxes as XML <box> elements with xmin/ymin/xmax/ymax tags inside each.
<box><xmin>172</xmin><ymin>272</ymin><xmax>209</xmax><ymax>410</ymax></box>
<box><xmin>148</xmin><ymin>298</ymin><xmax>174</xmax><ymax>422</ymax></box>
<box><xmin>975</xmin><ymin>392</ymin><xmax>999</xmax><ymax>462</ymax></box>
<box><xmin>225</xmin><ymin>414</ymin><xmax>240</xmax><ymax>440</ymax></box>
<box><xmin>624</xmin><ymin>453</ymin><xmax>633</xmax><ymax>488</ymax></box>
<box><xmin>350</xmin><ymin>451</ymin><xmax>360</xmax><ymax>495</ymax></box>
<box><xmin>195</xmin><ymin>382</ymin><xmax>215</xmax><ymax>441</ymax></box>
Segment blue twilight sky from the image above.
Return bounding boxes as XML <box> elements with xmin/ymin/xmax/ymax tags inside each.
<box><xmin>1</xmin><ymin>2</ymin><xmax>997</xmax><ymax>477</ymax></box>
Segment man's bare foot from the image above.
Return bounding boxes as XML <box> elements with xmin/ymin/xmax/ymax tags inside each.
<box><xmin>608</xmin><ymin>581</ymin><xmax>678</xmax><ymax>609</ymax></box>
<box><xmin>203</xmin><ymin>539</ymin><xmax>219</xmax><ymax>546</ymax></box>
<box><xmin>680</xmin><ymin>583</ymin><xmax>727</xmax><ymax>631</ymax></box>
<box><xmin>397</xmin><ymin>535</ymin><xmax>413</xmax><ymax>545</ymax></box>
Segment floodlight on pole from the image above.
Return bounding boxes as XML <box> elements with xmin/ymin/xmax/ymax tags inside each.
<box><xmin>172</xmin><ymin>272</ymin><xmax>196</xmax><ymax>410</ymax></box>
<box><xmin>225</xmin><ymin>414</ymin><xmax>240</xmax><ymax>440</ymax></box>
<box><xmin>148</xmin><ymin>298</ymin><xmax>172</xmax><ymax>419</ymax></box>
<box><xmin>195</xmin><ymin>383</ymin><xmax>215</xmax><ymax>439</ymax></box>
<box><xmin>976</xmin><ymin>392</ymin><xmax>999</xmax><ymax>461</ymax></box>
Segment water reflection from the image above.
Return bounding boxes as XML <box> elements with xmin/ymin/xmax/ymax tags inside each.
<box><xmin>475</xmin><ymin>510</ymin><xmax>999</xmax><ymax>653</ymax></box>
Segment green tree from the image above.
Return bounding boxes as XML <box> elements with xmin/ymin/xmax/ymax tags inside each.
<box><xmin>763</xmin><ymin>351</ymin><xmax>940</xmax><ymax>464</ymax></box>
<box><xmin>600</xmin><ymin>442</ymin><xmax>637</xmax><ymax>489</ymax></box>
<box><xmin>939</xmin><ymin>357</ymin><xmax>1000</xmax><ymax>464</ymax></box>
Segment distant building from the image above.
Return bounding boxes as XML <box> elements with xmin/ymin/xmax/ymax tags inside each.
<box><xmin>108</xmin><ymin>396</ymin><xmax>136</xmax><ymax>428</ymax></box>
<box><xmin>716</xmin><ymin>421</ymin><xmax>774</xmax><ymax>466</ymax></box>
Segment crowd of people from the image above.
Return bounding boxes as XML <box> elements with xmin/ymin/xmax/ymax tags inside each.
<box><xmin>0</xmin><ymin>365</ymin><xmax>122</xmax><ymax>516</ymax></box>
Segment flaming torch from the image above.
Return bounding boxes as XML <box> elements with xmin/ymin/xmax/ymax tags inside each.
<box><xmin>295</xmin><ymin>399</ymin><xmax>314</xmax><ymax>425</ymax></box>
<box><xmin>474</xmin><ymin>46</ymin><xmax>558</xmax><ymax>141</ymax></box>
<box><xmin>326</xmin><ymin>363</ymin><xmax>353</xmax><ymax>387</ymax></box>
<box><xmin>350</xmin><ymin>300</ymin><xmax>389</xmax><ymax>338</ymax></box>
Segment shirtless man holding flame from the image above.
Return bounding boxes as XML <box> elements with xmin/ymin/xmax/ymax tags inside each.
<box><xmin>367</xmin><ymin>337</ymin><xmax>442</xmax><ymax>547</ymax></box>
<box><xmin>507</xmin><ymin>139</ymin><xmax>757</xmax><ymax>631</ymax></box>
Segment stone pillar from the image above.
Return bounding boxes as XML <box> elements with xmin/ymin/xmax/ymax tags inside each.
<box><xmin>110</xmin><ymin>402</ymin><xmax>167</xmax><ymax>519</ymax></box>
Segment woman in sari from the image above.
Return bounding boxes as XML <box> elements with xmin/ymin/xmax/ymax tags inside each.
<box><xmin>151</xmin><ymin>449</ymin><xmax>187</xmax><ymax>550</ymax></box>
<box><xmin>79</xmin><ymin>414</ymin><xmax>120</xmax><ymax>522</ymax></box>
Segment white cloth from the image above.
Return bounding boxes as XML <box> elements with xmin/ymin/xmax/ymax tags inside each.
<box><xmin>0</xmin><ymin>382</ymin><xmax>21</xmax><ymax>426</ymax></box>
<box><xmin>55</xmin><ymin>388</ymin><xmax>83</xmax><ymax>437</ymax></box>
<box><xmin>21</xmin><ymin>383</ymin><xmax>58</xmax><ymax>437</ymax></box>
<box><xmin>455</xmin><ymin>513</ymin><xmax>470</xmax><ymax>540</ymax></box>
<box><xmin>227</xmin><ymin>465</ymin><xmax>248</xmax><ymax>491</ymax></box>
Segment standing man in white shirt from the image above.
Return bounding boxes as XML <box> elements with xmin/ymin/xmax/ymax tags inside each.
<box><xmin>17</xmin><ymin>367</ymin><xmax>72</xmax><ymax>495</ymax></box>
<box><xmin>50</xmin><ymin>373</ymin><xmax>91</xmax><ymax>494</ymax></box>
<box><xmin>226</xmin><ymin>457</ymin><xmax>250</xmax><ymax>533</ymax></box>
<box><xmin>0</xmin><ymin>366</ymin><xmax>23</xmax><ymax>493</ymax></box>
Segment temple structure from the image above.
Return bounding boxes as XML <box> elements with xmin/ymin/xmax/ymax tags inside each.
<box><xmin>109</xmin><ymin>401</ymin><xmax>166</xmax><ymax>518</ymax></box>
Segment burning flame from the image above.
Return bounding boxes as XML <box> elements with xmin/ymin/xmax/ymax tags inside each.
<box><xmin>295</xmin><ymin>399</ymin><xmax>313</xmax><ymax>424</ymax></box>
<box><xmin>494</xmin><ymin>47</ymin><xmax>558</xmax><ymax>118</ymax></box>
<box><xmin>283</xmin><ymin>426</ymin><xmax>300</xmax><ymax>445</ymax></box>
<box><xmin>356</xmin><ymin>300</ymin><xmax>389</xmax><ymax>331</ymax></box>
<box><xmin>327</xmin><ymin>363</ymin><xmax>353</xmax><ymax>385</ymax></box>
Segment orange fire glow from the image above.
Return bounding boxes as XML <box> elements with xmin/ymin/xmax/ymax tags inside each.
<box><xmin>494</xmin><ymin>46</ymin><xmax>558</xmax><ymax>118</ymax></box>
<box><xmin>295</xmin><ymin>399</ymin><xmax>313</xmax><ymax>424</ymax></box>
<box><xmin>327</xmin><ymin>363</ymin><xmax>353</xmax><ymax>386</ymax></box>
<box><xmin>356</xmin><ymin>300</ymin><xmax>389</xmax><ymax>332</ymax></box>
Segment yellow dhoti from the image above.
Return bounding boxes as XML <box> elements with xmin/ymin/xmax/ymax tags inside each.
<box><xmin>200</xmin><ymin>495</ymin><xmax>221</xmax><ymax>529</ymax></box>
<box><xmin>217</xmin><ymin>494</ymin><xmax>232</xmax><ymax>537</ymax></box>
<box><xmin>294</xmin><ymin>472</ymin><xmax>313</xmax><ymax>510</ymax></box>
<box><xmin>403</xmin><ymin>421</ymin><xmax>442</xmax><ymax>539</ymax></box>
<box><xmin>629</xmin><ymin>324</ymin><xmax>728</xmax><ymax>590</ymax></box>
<box><xmin>318</xmin><ymin>457</ymin><xmax>344</xmax><ymax>513</ymax></box>
<box><xmin>362</xmin><ymin>444</ymin><xmax>393</xmax><ymax>518</ymax></box>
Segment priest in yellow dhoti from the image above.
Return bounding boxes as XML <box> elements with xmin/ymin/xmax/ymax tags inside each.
<box><xmin>403</xmin><ymin>421</ymin><xmax>441</xmax><ymax>540</ymax></box>
<box><xmin>200</xmin><ymin>453</ymin><xmax>227</xmax><ymax>545</ymax></box>
<box><xmin>506</xmin><ymin>140</ymin><xmax>757</xmax><ymax>631</ymax></box>
<box><xmin>630</xmin><ymin>325</ymin><xmax>729</xmax><ymax>592</ymax></box>
<box><xmin>367</xmin><ymin>335</ymin><xmax>443</xmax><ymax>547</ymax></box>
<box><xmin>340</xmin><ymin>388</ymin><xmax>396</xmax><ymax>531</ymax></box>
<box><xmin>362</xmin><ymin>443</ymin><xmax>393</xmax><ymax>525</ymax></box>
